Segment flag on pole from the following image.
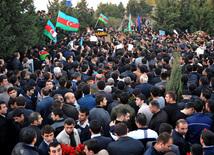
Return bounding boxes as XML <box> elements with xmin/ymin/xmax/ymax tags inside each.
<box><xmin>128</xmin><ymin>14</ymin><xmax>132</xmax><ymax>34</ymax></box>
<box><xmin>99</xmin><ymin>13</ymin><xmax>108</xmax><ymax>24</ymax></box>
<box><xmin>118</xmin><ymin>19</ymin><xmax>124</xmax><ymax>32</ymax></box>
<box><xmin>56</xmin><ymin>11</ymin><xmax>79</xmax><ymax>31</ymax></box>
<box><xmin>136</xmin><ymin>14</ymin><xmax>141</xmax><ymax>30</ymax></box>
<box><xmin>44</xmin><ymin>20</ymin><xmax>57</xmax><ymax>43</ymax></box>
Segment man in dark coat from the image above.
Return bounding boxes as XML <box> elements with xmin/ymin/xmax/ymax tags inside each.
<box><xmin>12</xmin><ymin>128</ymin><xmax>39</xmax><ymax>155</ymax></box>
<box><xmin>107</xmin><ymin>123</ymin><xmax>145</xmax><ymax>155</ymax></box>
<box><xmin>93</xmin><ymin>80</ymin><xmax>113</xmax><ymax>105</ymax></box>
<box><xmin>0</xmin><ymin>101</ymin><xmax>9</xmax><ymax>155</ymax></box>
<box><xmin>63</xmin><ymin>92</ymin><xmax>78</xmax><ymax>120</ymax></box>
<box><xmin>52</xmin><ymin>77</ymin><xmax>73</xmax><ymax>97</ymax></box>
<box><xmin>87</xmin><ymin>120</ymin><xmax>112</xmax><ymax>151</ymax></box>
<box><xmin>36</xmin><ymin>88</ymin><xmax>53</xmax><ymax>125</ymax></box>
<box><xmin>12</xmin><ymin>52</ymin><xmax>22</xmax><ymax>71</ymax></box>
<box><xmin>149</xmin><ymin>100</ymin><xmax>168</xmax><ymax>134</ymax></box>
<box><xmin>172</xmin><ymin>119</ymin><xmax>190</xmax><ymax>155</ymax></box>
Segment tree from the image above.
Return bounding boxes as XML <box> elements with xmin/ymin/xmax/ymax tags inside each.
<box><xmin>126</xmin><ymin>0</ymin><xmax>153</xmax><ymax>18</ymax></box>
<box><xmin>76</xmin><ymin>0</ymin><xmax>87</xmax><ymax>11</ymax></box>
<box><xmin>0</xmin><ymin>0</ymin><xmax>39</xmax><ymax>58</ymax></box>
<box><xmin>166</xmin><ymin>51</ymin><xmax>183</xmax><ymax>102</ymax></box>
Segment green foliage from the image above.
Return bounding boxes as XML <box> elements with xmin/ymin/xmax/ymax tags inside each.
<box><xmin>95</xmin><ymin>2</ymin><xmax>125</xmax><ymax>19</ymax></box>
<box><xmin>152</xmin><ymin>0</ymin><xmax>214</xmax><ymax>34</ymax></box>
<box><xmin>0</xmin><ymin>0</ymin><xmax>39</xmax><ymax>58</ymax></box>
<box><xmin>48</xmin><ymin>0</ymin><xmax>96</xmax><ymax>34</ymax></box>
<box><xmin>126</xmin><ymin>0</ymin><xmax>153</xmax><ymax>18</ymax></box>
<box><xmin>166</xmin><ymin>51</ymin><xmax>183</xmax><ymax>102</ymax></box>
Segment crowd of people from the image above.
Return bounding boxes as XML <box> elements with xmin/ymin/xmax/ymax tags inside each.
<box><xmin>0</xmin><ymin>18</ymin><xmax>214</xmax><ymax>155</ymax></box>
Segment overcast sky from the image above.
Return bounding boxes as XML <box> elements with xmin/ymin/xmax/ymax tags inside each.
<box><xmin>34</xmin><ymin>0</ymin><xmax>129</xmax><ymax>11</ymax></box>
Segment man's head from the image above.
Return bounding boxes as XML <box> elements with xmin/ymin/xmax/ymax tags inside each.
<box><xmin>0</xmin><ymin>75</ymin><xmax>8</xmax><ymax>86</ymax></box>
<box><xmin>120</xmin><ymin>92</ymin><xmax>129</xmax><ymax>104</ymax></box>
<box><xmin>135</xmin><ymin>94</ymin><xmax>146</xmax><ymax>107</ymax></box>
<box><xmin>84</xmin><ymin>139</ymin><xmax>99</xmax><ymax>155</ymax></box>
<box><xmin>116</xmin><ymin>108</ymin><xmax>130</xmax><ymax>122</ymax></box>
<box><xmin>159</xmin><ymin>123</ymin><xmax>173</xmax><ymax>135</ymax></box>
<box><xmin>48</xmin><ymin>141</ymin><xmax>62</xmax><ymax>155</ymax></box>
<box><xmin>64</xmin><ymin>117</ymin><xmax>75</xmax><ymax>135</ymax></box>
<box><xmin>155</xmin><ymin>132</ymin><xmax>173</xmax><ymax>153</ymax></box>
<box><xmin>0</xmin><ymin>101</ymin><xmax>7</xmax><ymax>115</ymax></box>
<box><xmin>149</xmin><ymin>100</ymin><xmax>160</xmax><ymax>114</ymax></box>
<box><xmin>140</xmin><ymin>74</ymin><xmax>148</xmax><ymax>83</ymax></box>
<box><xmin>53</xmin><ymin>94</ymin><xmax>64</xmax><ymax>104</ymax></box>
<box><xmin>22</xmin><ymin>128</ymin><xmax>37</xmax><ymax>145</ymax></box>
<box><xmin>46</xmin><ymin>80</ymin><xmax>54</xmax><ymax>90</ymax></box>
<box><xmin>176</xmin><ymin>119</ymin><xmax>188</xmax><ymax>136</ymax></box>
<box><xmin>41</xmin><ymin>87</ymin><xmax>50</xmax><ymax>97</ymax></box>
<box><xmin>97</xmin><ymin>80</ymin><xmax>105</xmax><ymax>90</ymax></box>
<box><xmin>114</xmin><ymin>123</ymin><xmax>128</xmax><ymax>137</ymax></box>
<box><xmin>82</xmin><ymin>84</ymin><xmax>90</xmax><ymax>95</ymax></box>
<box><xmin>51</xmin><ymin>108</ymin><xmax>63</xmax><ymax>121</ymax></box>
<box><xmin>59</xmin><ymin>78</ymin><xmax>67</xmax><ymax>87</ymax></box>
<box><xmin>135</xmin><ymin>114</ymin><xmax>147</xmax><ymax>128</ymax></box>
<box><xmin>29</xmin><ymin>112</ymin><xmax>43</xmax><ymax>126</ymax></box>
<box><xmin>78</xmin><ymin>107</ymin><xmax>89</xmax><ymax>124</ymax></box>
<box><xmin>16</xmin><ymin>96</ymin><xmax>26</xmax><ymax>107</ymax></box>
<box><xmin>200</xmin><ymin>130</ymin><xmax>214</xmax><ymax>147</ymax></box>
<box><xmin>184</xmin><ymin>102</ymin><xmax>195</xmax><ymax>116</ymax></box>
<box><xmin>194</xmin><ymin>99</ymin><xmax>204</xmax><ymax>113</ymax></box>
<box><xmin>200</xmin><ymin>89</ymin><xmax>211</xmax><ymax>102</ymax></box>
<box><xmin>150</xmin><ymin>86</ymin><xmax>160</xmax><ymax>98</ymax></box>
<box><xmin>190</xmin><ymin>144</ymin><xmax>203</xmax><ymax>155</ymax></box>
<box><xmin>12</xmin><ymin>108</ymin><xmax>25</xmax><ymax>124</ymax></box>
<box><xmin>64</xmin><ymin>92</ymin><xmax>76</xmax><ymax>104</ymax></box>
<box><xmin>24</xmin><ymin>85</ymin><xmax>34</xmax><ymax>96</ymax></box>
<box><xmin>89</xmin><ymin>120</ymin><xmax>102</xmax><ymax>134</ymax></box>
<box><xmin>41</xmin><ymin>125</ymin><xmax>54</xmax><ymax>143</ymax></box>
<box><xmin>206</xmin><ymin>99</ymin><xmax>214</xmax><ymax>113</ymax></box>
<box><xmin>7</xmin><ymin>87</ymin><xmax>17</xmax><ymax>98</ymax></box>
<box><xmin>95</xmin><ymin>94</ymin><xmax>107</xmax><ymax>107</ymax></box>
<box><xmin>165</xmin><ymin>91</ymin><xmax>176</xmax><ymax>103</ymax></box>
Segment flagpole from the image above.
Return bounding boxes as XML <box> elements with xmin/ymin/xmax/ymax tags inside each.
<box><xmin>95</xmin><ymin>17</ymin><xmax>99</xmax><ymax>28</ymax></box>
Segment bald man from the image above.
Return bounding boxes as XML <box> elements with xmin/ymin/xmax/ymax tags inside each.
<box><xmin>62</xmin><ymin>92</ymin><xmax>78</xmax><ymax>120</ymax></box>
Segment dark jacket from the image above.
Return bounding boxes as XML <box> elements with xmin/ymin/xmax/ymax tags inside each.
<box><xmin>172</xmin><ymin>129</ymin><xmax>189</xmax><ymax>155</ymax></box>
<box><xmin>149</xmin><ymin>110</ymin><xmax>168</xmax><ymax>134</ymax></box>
<box><xmin>0</xmin><ymin>115</ymin><xmax>9</xmax><ymax>155</ymax></box>
<box><xmin>62</xmin><ymin>102</ymin><xmax>78</xmax><ymax>120</ymax></box>
<box><xmin>52</xmin><ymin>87</ymin><xmax>73</xmax><ymax>98</ymax></box>
<box><xmin>94</xmin><ymin>90</ymin><xmax>113</xmax><ymax>104</ymax></box>
<box><xmin>107</xmin><ymin>136</ymin><xmax>145</xmax><ymax>155</ymax></box>
<box><xmin>12</xmin><ymin>142</ymin><xmax>39</xmax><ymax>155</ymax></box>
<box><xmin>90</xmin><ymin>135</ymin><xmax>112</xmax><ymax>151</ymax></box>
<box><xmin>135</xmin><ymin>82</ymin><xmax>153</xmax><ymax>99</ymax></box>
<box><xmin>163</xmin><ymin>103</ymin><xmax>181</xmax><ymax>125</ymax></box>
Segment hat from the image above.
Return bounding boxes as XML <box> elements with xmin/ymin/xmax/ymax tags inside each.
<box><xmin>182</xmin><ymin>90</ymin><xmax>191</xmax><ymax>95</ymax></box>
<box><xmin>28</xmin><ymin>79</ymin><xmax>37</xmax><ymax>86</ymax></box>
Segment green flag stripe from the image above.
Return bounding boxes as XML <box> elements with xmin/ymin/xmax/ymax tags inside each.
<box><xmin>56</xmin><ymin>22</ymin><xmax>78</xmax><ymax>31</ymax></box>
<box><xmin>99</xmin><ymin>17</ymin><xmax>107</xmax><ymax>24</ymax></box>
<box><xmin>44</xmin><ymin>30</ymin><xmax>54</xmax><ymax>40</ymax></box>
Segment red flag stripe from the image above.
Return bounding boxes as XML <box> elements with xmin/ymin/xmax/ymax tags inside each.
<box><xmin>99</xmin><ymin>15</ymin><xmax>108</xmax><ymax>23</ymax></box>
<box><xmin>45</xmin><ymin>24</ymin><xmax>54</xmax><ymax>35</ymax></box>
<box><xmin>57</xmin><ymin>17</ymin><xmax>79</xmax><ymax>28</ymax></box>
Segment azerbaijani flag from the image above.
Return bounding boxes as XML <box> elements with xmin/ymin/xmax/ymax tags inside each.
<box><xmin>39</xmin><ymin>50</ymin><xmax>49</xmax><ymax>61</ymax></box>
<box><xmin>56</xmin><ymin>11</ymin><xmax>79</xmax><ymax>31</ymax></box>
<box><xmin>118</xmin><ymin>19</ymin><xmax>124</xmax><ymax>32</ymax></box>
<box><xmin>99</xmin><ymin>13</ymin><xmax>108</xmax><ymax>24</ymax></box>
<box><xmin>136</xmin><ymin>14</ymin><xmax>141</xmax><ymax>30</ymax></box>
<box><xmin>128</xmin><ymin>14</ymin><xmax>132</xmax><ymax>34</ymax></box>
<box><xmin>44</xmin><ymin>20</ymin><xmax>57</xmax><ymax>43</ymax></box>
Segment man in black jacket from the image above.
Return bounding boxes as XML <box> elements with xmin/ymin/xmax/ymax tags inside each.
<box><xmin>172</xmin><ymin>119</ymin><xmax>190</xmax><ymax>155</ymax></box>
<box><xmin>12</xmin><ymin>128</ymin><xmax>39</xmax><ymax>155</ymax></box>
